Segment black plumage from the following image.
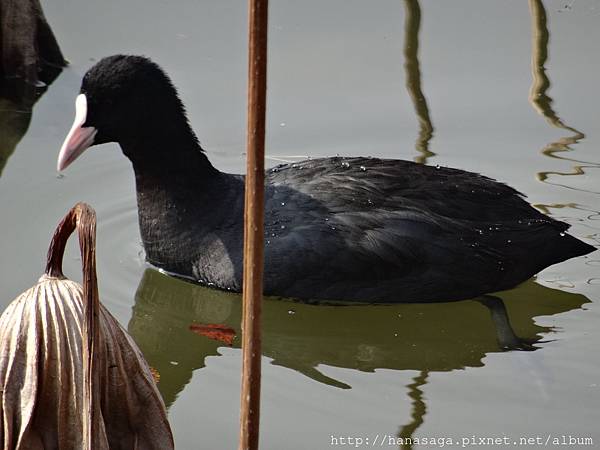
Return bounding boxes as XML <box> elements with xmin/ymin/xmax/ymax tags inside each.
<box><xmin>58</xmin><ymin>55</ymin><xmax>596</xmax><ymax>303</ymax></box>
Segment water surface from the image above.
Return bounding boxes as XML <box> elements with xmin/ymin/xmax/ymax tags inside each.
<box><xmin>1</xmin><ymin>1</ymin><xmax>599</xmax><ymax>448</ymax></box>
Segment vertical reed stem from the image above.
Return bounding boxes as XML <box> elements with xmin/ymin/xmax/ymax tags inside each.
<box><xmin>239</xmin><ymin>0</ymin><xmax>268</xmax><ymax>449</ymax></box>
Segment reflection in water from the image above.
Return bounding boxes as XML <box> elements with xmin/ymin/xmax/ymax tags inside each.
<box><xmin>528</xmin><ymin>0</ymin><xmax>580</xmax><ymax>135</ymax></box>
<box><xmin>476</xmin><ymin>295</ymin><xmax>538</xmax><ymax>350</ymax></box>
<box><xmin>0</xmin><ymin>73</ymin><xmax>62</xmax><ymax>177</ymax></box>
<box><xmin>128</xmin><ymin>269</ymin><xmax>588</xmax><ymax>436</ymax></box>
<box><xmin>0</xmin><ymin>0</ymin><xmax>66</xmax><ymax>83</ymax></box>
<box><xmin>528</xmin><ymin>0</ymin><xmax>599</xmax><ymax>192</ymax></box>
<box><xmin>402</xmin><ymin>0</ymin><xmax>434</xmax><ymax>164</ymax></box>
<box><xmin>0</xmin><ymin>0</ymin><xmax>65</xmax><ymax>176</ymax></box>
<box><xmin>397</xmin><ymin>370</ymin><xmax>428</xmax><ymax>450</ymax></box>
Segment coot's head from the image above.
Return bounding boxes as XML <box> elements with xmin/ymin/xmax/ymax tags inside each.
<box><xmin>57</xmin><ymin>55</ymin><xmax>191</xmax><ymax>171</ymax></box>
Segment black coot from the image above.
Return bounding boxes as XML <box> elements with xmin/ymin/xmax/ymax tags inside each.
<box><xmin>57</xmin><ymin>55</ymin><xmax>595</xmax><ymax>303</ymax></box>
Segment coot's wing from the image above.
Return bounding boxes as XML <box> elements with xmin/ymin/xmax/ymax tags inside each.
<box><xmin>262</xmin><ymin>157</ymin><xmax>587</xmax><ymax>302</ymax></box>
<box><xmin>268</xmin><ymin>157</ymin><xmax>553</xmax><ymax>222</ymax></box>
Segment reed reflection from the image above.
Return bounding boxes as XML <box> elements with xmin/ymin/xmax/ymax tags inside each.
<box><xmin>397</xmin><ymin>370</ymin><xmax>428</xmax><ymax>450</ymax></box>
<box><xmin>127</xmin><ymin>269</ymin><xmax>588</xmax><ymax>426</ymax></box>
<box><xmin>528</xmin><ymin>0</ymin><xmax>599</xmax><ymax>192</ymax></box>
<box><xmin>403</xmin><ymin>0</ymin><xmax>434</xmax><ymax>164</ymax></box>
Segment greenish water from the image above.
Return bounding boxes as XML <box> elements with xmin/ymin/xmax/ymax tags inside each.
<box><xmin>1</xmin><ymin>1</ymin><xmax>599</xmax><ymax>448</ymax></box>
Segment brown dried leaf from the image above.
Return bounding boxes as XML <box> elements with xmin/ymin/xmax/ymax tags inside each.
<box><xmin>190</xmin><ymin>323</ymin><xmax>237</xmax><ymax>346</ymax></box>
<box><xmin>0</xmin><ymin>203</ymin><xmax>174</xmax><ymax>449</ymax></box>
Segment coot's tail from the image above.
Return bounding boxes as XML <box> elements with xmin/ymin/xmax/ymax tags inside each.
<box><xmin>524</xmin><ymin>222</ymin><xmax>596</xmax><ymax>275</ymax></box>
<box><xmin>550</xmin><ymin>232</ymin><xmax>596</xmax><ymax>264</ymax></box>
<box><xmin>494</xmin><ymin>221</ymin><xmax>595</xmax><ymax>294</ymax></box>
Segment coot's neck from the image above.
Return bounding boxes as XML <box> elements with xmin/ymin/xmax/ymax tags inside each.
<box><xmin>119</xmin><ymin>124</ymin><xmax>227</xmax><ymax>276</ymax></box>
<box><xmin>119</xmin><ymin>119</ymin><xmax>218</xmax><ymax>181</ymax></box>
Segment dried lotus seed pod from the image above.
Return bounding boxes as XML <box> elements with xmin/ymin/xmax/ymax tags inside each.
<box><xmin>0</xmin><ymin>203</ymin><xmax>173</xmax><ymax>450</ymax></box>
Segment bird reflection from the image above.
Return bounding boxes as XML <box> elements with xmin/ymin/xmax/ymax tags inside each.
<box><xmin>127</xmin><ymin>269</ymin><xmax>589</xmax><ymax>436</ymax></box>
<box><xmin>528</xmin><ymin>0</ymin><xmax>599</xmax><ymax>193</ymax></box>
<box><xmin>402</xmin><ymin>0</ymin><xmax>434</xmax><ymax>164</ymax></box>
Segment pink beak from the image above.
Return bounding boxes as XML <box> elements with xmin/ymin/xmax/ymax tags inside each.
<box><xmin>57</xmin><ymin>94</ymin><xmax>98</xmax><ymax>171</ymax></box>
